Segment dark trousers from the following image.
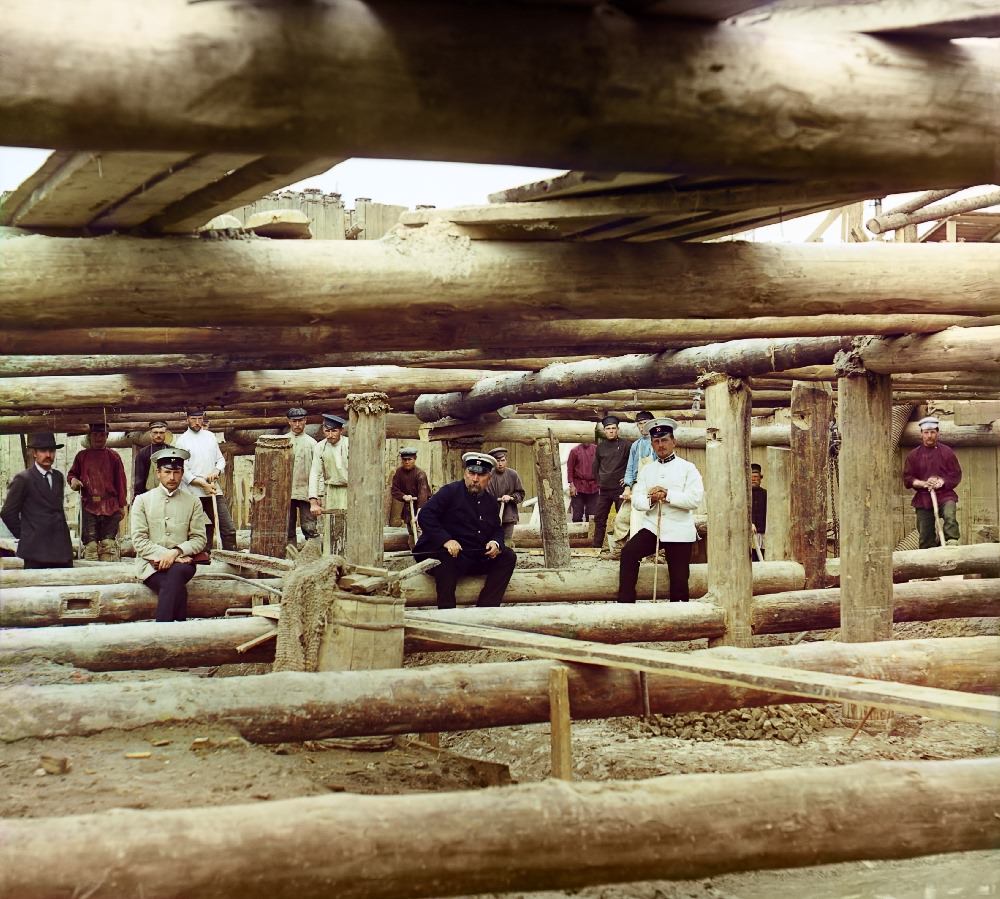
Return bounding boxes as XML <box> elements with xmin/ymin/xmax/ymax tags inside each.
<box><xmin>199</xmin><ymin>496</ymin><xmax>237</xmax><ymax>550</ymax></box>
<box><xmin>916</xmin><ymin>503</ymin><xmax>960</xmax><ymax>549</ymax></box>
<box><xmin>501</xmin><ymin>521</ymin><xmax>516</xmax><ymax>544</ymax></box>
<box><xmin>618</xmin><ymin>529</ymin><xmax>693</xmax><ymax>603</ymax></box>
<box><xmin>23</xmin><ymin>559</ymin><xmax>73</xmax><ymax>569</ymax></box>
<box><xmin>424</xmin><ymin>547</ymin><xmax>517</xmax><ymax>610</ymax></box>
<box><xmin>287</xmin><ymin>499</ymin><xmax>319</xmax><ymax>541</ymax></box>
<box><xmin>145</xmin><ymin>562</ymin><xmax>197</xmax><ymax>621</ymax></box>
<box><xmin>592</xmin><ymin>487</ymin><xmax>622</xmax><ymax>548</ymax></box>
<box><xmin>570</xmin><ymin>492</ymin><xmax>599</xmax><ymax>523</ymax></box>
<box><xmin>81</xmin><ymin>510</ymin><xmax>121</xmax><ymax>543</ymax></box>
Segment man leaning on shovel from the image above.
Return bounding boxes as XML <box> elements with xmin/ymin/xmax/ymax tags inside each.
<box><xmin>902</xmin><ymin>415</ymin><xmax>962</xmax><ymax>549</ymax></box>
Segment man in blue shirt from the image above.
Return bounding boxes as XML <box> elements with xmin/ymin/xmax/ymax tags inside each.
<box><xmin>414</xmin><ymin>452</ymin><xmax>517</xmax><ymax>609</ymax></box>
<box><xmin>610</xmin><ymin>411</ymin><xmax>656</xmax><ymax>554</ymax></box>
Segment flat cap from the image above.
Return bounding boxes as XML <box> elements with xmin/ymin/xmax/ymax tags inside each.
<box><xmin>286</xmin><ymin>407</ymin><xmax>308</xmax><ymax>419</ymax></box>
<box><xmin>462</xmin><ymin>452</ymin><xmax>496</xmax><ymax>474</ymax></box>
<box><xmin>88</xmin><ymin>422</ymin><xmax>108</xmax><ymax>433</ymax></box>
<box><xmin>601</xmin><ymin>415</ymin><xmax>621</xmax><ymax>427</ymax></box>
<box><xmin>917</xmin><ymin>416</ymin><xmax>940</xmax><ymax>430</ymax></box>
<box><xmin>399</xmin><ymin>447</ymin><xmax>419</xmax><ymax>457</ymax></box>
<box><xmin>635</xmin><ymin>411</ymin><xmax>655</xmax><ymax>423</ymax></box>
<box><xmin>148</xmin><ymin>420</ymin><xmax>169</xmax><ymax>430</ymax></box>
<box><xmin>185</xmin><ymin>409</ymin><xmax>206</xmax><ymax>417</ymax></box>
<box><xmin>487</xmin><ymin>447</ymin><xmax>509</xmax><ymax>459</ymax></box>
<box><xmin>322</xmin><ymin>413</ymin><xmax>346</xmax><ymax>428</ymax></box>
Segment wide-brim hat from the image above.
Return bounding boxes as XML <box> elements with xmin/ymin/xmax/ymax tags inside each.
<box><xmin>151</xmin><ymin>447</ymin><xmax>191</xmax><ymax>468</ymax></box>
<box><xmin>462</xmin><ymin>452</ymin><xmax>496</xmax><ymax>474</ymax></box>
<box><xmin>648</xmin><ymin>417</ymin><xmax>679</xmax><ymax>438</ymax></box>
<box><xmin>27</xmin><ymin>432</ymin><xmax>63</xmax><ymax>450</ymax></box>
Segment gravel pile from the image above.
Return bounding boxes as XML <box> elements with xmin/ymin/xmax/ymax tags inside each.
<box><xmin>643</xmin><ymin>703</ymin><xmax>840</xmax><ymax>745</ymax></box>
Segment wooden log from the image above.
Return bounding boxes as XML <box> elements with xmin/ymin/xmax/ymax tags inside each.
<box><xmin>249</xmin><ymin>434</ymin><xmax>293</xmax><ymax>558</ymax></box>
<box><xmin>3</xmin><ymin>757</ymin><xmax>1000</xmax><ymax>899</ymax></box>
<box><xmin>867</xmin><ymin>189</ymin><xmax>1000</xmax><ymax>234</ymax></box>
<box><xmin>3</xmin><ymin>0</ymin><xmax>999</xmax><ymax>185</ymax></box>
<box><xmin>3</xmin><ymin>581</ymin><xmax>996</xmax><ymax>671</ymax></box>
<box><xmin>3</xmin><ymin>637</ymin><xmax>996</xmax><ymax>745</ymax></box>
<box><xmin>850</xmin><ymin>326</ymin><xmax>1000</xmax><ymax>373</ymax></box>
<box><xmin>3</xmin><ymin>237</ymin><xmax>1000</xmax><ymax>333</ymax></box>
<box><xmin>704</xmin><ymin>376</ymin><xmax>753</xmax><ymax>645</ymax></box>
<box><xmin>415</xmin><ymin>337</ymin><xmax>849</xmax><ymax>421</ymax></box>
<box><xmin>344</xmin><ymin>393</ymin><xmax>391</xmax><ymax>567</ymax></box>
<box><xmin>827</xmin><ymin>542</ymin><xmax>1000</xmax><ymax>584</ymax></box>
<box><xmin>789</xmin><ymin>381</ymin><xmax>832</xmax><ymax>589</ymax></box>
<box><xmin>5</xmin><ymin>314</ymin><xmax>997</xmax><ymax>355</ymax></box>
<box><xmin>399</xmin><ymin>559</ymin><xmax>804</xmax><ymax>606</ymax></box>
<box><xmin>764</xmin><ymin>446</ymin><xmax>792</xmax><ymax>561</ymax></box>
<box><xmin>838</xmin><ymin>371</ymin><xmax>895</xmax><ymax>721</ymax></box>
<box><xmin>533</xmin><ymin>431</ymin><xmax>572</xmax><ymax>567</ymax></box>
<box><xmin>0</xmin><ymin>579</ymin><xmax>274</xmax><ymax>628</ymax></box>
<box><xmin>0</xmin><ymin>562</ymin><xmax>243</xmax><ymax>588</ymax></box>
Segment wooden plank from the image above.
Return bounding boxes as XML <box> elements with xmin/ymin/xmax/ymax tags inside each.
<box><xmin>210</xmin><ymin>549</ymin><xmax>293</xmax><ymax>576</ymax></box>
<box><xmin>548</xmin><ymin>665</ymin><xmax>573</xmax><ymax>781</ymax></box>
<box><xmin>403</xmin><ymin>619</ymin><xmax>1000</xmax><ymax>727</ymax></box>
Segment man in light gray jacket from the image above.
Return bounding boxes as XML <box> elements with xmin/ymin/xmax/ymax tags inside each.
<box><xmin>131</xmin><ymin>447</ymin><xmax>209</xmax><ymax>622</ymax></box>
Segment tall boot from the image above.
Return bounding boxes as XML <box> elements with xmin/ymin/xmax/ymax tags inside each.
<box><xmin>83</xmin><ymin>541</ymin><xmax>99</xmax><ymax>561</ymax></box>
<box><xmin>98</xmin><ymin>538</ymin><xmax>119</xmax><ymax>562</ymax></box>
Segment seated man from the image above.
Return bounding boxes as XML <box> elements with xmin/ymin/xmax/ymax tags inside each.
<box><xmin>617</xmin><ymin>418</ymin><xmax>704</xmax><ymax>603</ymax></box>
<box><xmin>130</xmin><ymin>447</ymin><xmax>210</xmax><ymax>622</ymax></box>
<box><xmin>414</xmin><ymin>452</ymin><xmax>517</xmax><ymax>610</ymax></box>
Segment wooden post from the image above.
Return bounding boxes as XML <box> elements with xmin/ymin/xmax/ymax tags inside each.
<box><xmin>789</xmin><ymin>381</ymin><xmax>833</xmax><ymax>589</ymax></box>
<box><xmin>533</xmin><ymin>431</ymin><xmax>572</xmax><ymax>568</ymax></box>
<box><xmin>838</xmin><ymin>370</ymin><xmax>894</xmax><ymax>724</ymax></box>
<box><xmin>704</xmin><ymin>375</ymin><xmax>753</xmax><ymax>647</ymax></box>
<box><xmin>248</xmin><ymin>434</ymin><xmax>292</xmax><ymax>558</ymax></box>
<box><xmin>764</xmin><ymin>447</ymin><xmax>792</xmax><ymax>561</ymax></box>
<box><xmin>344</xmin><ymin>392</ymin><xmax>391</xmax><ymax>568</ymax></box>
<box><xmin>548</xmin><ymin>665</ymin><xmax>573</xmax><ymax>781</ymax></box>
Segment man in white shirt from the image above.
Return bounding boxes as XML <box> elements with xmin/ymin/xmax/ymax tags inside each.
<box><xmin>175</xmin><ymin>409</ymin><xmax>237</xmax><ymax>550</ymax></box>
<box><xmin>617</xmin><ymin>418</ymin><xmax>705</xmax><ymax>603</ymax></box>
<box><xmin>285</xmin><ymin>406</ymin><xmax>319</xmax><ymax>545</ymax></box>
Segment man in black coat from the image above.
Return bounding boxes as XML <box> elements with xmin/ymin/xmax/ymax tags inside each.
<box><xmin>413</xmin><ymin>452</ymin><xmax>517</xmax><ymax>610</ymax></box>
<box><xmin>1</xmin><ymin>432</ymin><xmax>74</xmax><ymax>569</ymax></box>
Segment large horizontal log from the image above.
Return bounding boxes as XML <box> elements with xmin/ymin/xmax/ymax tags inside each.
<box><xmin>3</xmin><ymin>0</ymin><xmax>999</xmax><ymax>185</ymax></box>
<box><xmin>3</xmin><ymin>637</ymin><xmax>995</xmax><ymax>744</ymax></box>
<box><xmin>0</xmin><ymin>579</ymin><xmax>275</xmax><ymax>628</ymax></box>
<box><xmin>3</xmin><ymin>237</ymin><xmax>1000</xmax><ymax>333</ymax></box>
<box><xmin>867</xmin><ymin>188</ymin><xmax>1000</xmax><ymax>235</ymax></box>
<box><xmin>0</xmin><ymin>561</ymin><xmax>245</xmax><ymax>586</ymax></box>
<box><xmin>5</xmin><ymin>314</ymin><xmax>999</xmax><ymax>355</ymax></box>
<box><xmin>2</xmin><ymin>756</ymin><xmax>997</xmax><ymax>899</ymax></box>
<box><xmin>400</xmin><ymin>560</ymin><xmax>803</xmax><ymax>606</ymax></box>
<box><xmin>827</xmin><ymin>543</ymin><xmax>1000</xmax><ymax>585</ymax></box>
<box><xmin>414</xmin><ymin>337</ymin><xmax>850</xmax><ymax>422</ymax></box>
<box><xmin>848</xmin><ymin>326</ymin><xmax>1000</xmax><ymax>373</ymax></box>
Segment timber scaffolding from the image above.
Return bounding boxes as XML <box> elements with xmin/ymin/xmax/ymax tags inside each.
<box><xmin>2</xmin><ymin>2</ymin><xmax>1000</xmax><ymax>897</ymax></box>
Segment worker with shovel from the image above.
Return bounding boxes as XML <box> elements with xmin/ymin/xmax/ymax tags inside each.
<box><xmin>902</xmin><ymin>416</ymin><xmax>962</xmax><ymax>548</ymax></box>
<box><xmin>391</xmin><ymin>447</ymin><xmax>431</xmax><ymax>550</ymax></box>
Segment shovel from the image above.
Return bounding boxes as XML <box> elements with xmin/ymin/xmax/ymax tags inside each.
<box><xmin>929</xmin><ymin>487</ymin><xmax>947</xmax><ymax>548</ymax></box>
<box><xmin>210</xmin><ymin>490</ymin><xmax>222</xmax><ymax>551</ymax></box>
<box><xmin>407</xmin><ymin>498</ymin><xmax>420</xmax><ymax>544</ymax></box>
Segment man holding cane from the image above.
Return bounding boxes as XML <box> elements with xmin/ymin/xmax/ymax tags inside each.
<box><xmin>902</xmin><ymin>416</ymin><xmax>962</xmax><ymax>548</ymax></box>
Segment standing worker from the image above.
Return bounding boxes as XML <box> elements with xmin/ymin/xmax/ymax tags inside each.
<box><xmin>67</xmin><ymin>423</ymin><xmax>128</xmax><ymax>561</ymax></box>
<box><xmin>591</xmin><ymin>415</ymin><xmax>633</xmax><ymax>556</ymax></box>
<box><xmin>566</xmin><ymin>441</ymin><xmax>598</xmax><ymax>523</ymax></box>
<box><xmin>175</xmin><ymin>409</ymin><xmax>238</xmax><ymax>551</ymax></box>
<box><xmin>390</xmin><ymin>447</ymin><xmax>431</xmax><ymax>549</ymax></box>
<box><xmin>902</xmin><ymin>416</ymin><xmax>962</xmax><ymax>548</ymax></box>
<box><xmin>309</xmin><ymin>413</ymin><xmax>349</xmax><ymax>548</ymax></box>
<box><xmin>285</xmin><ymin>407</ymin><xmax>319</xmax><ymax>547</ymax></box>
<box><xmin>132</xmin><ymin>420</ymin><xmax>171</xmax><ymax>499</ymax></box>
<box><xmin>614</xmin><ymin>410</ymin><xmax>656</xmax><ymax>547</ymax></box>
<box><xmin>750</xmin><ymin>462</ymin><xmax>767</xmax><ymax>559</ymax></box>
<box><xmin>1</xmin><ymin>432</ymin><xmax>74</xmax><ymax>569</ymax></box>
<box><xmin>485</xmin><ymin>447</ymin><xmax>525</xmax><ymax>545</ymax></box>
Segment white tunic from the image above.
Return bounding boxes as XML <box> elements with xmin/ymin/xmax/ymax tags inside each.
<box><xmin>631</xmin><ymin>454</ymin><xmax>704</xmax><ymax>543</ymax></box>
<box><xmin>175</xmin><ymin>428</ymin><xmax>225</xmax><ymax>498</ymax></box>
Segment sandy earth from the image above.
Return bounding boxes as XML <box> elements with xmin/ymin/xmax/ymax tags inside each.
<box><xmin>1</xmin><ymin>616</ymin><xmax>997</xmax><ymax>897</ymax></box>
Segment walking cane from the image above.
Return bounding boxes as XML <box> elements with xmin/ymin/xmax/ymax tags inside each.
<box><xmin>210</xmin><ymin>490</ymin><xmax>222</xmax><ymax>551</ymax></box>
<box><xmin>651</xmin><ymin>501</ymin><xmax>663</xmax><ymax>602</ymax></box>
<box><xmin>407</xmin><ymin>498</ymin><xmax>420</xmax><ymax>544</ymax></box>
<box><xmin>752</xmin><ymin>527</ymin><xmax>764</xmax><ymax>562</ymax></box>
<box><xmin>929</xmin><ymin>487</ymin><xmax>947</xmax><ymax>548</ymax></box>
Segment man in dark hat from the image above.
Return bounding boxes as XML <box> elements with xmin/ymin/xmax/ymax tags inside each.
<box><xmin>485</xmin><ymin>447</ymin><xmax>525</xmax><ymax>544</ymax></box>
<box><xmin>68</xmin><ymin>423</ymin><xmax>128</xmax><ymax>561</ymax></box>
<box><xmin>414</xmin><ymin>452</ymin><xmax>517</xmax><ymax>609</ymax></box>
<box><xmin>390</xmin><ymin>447</ymin><xmax>431</xmax><ymax>549</ymax></box>
<box><xmin>133</xmin><ymin>420</ymin><xmax>171</xmax><ymax>500</ymax></box>
<box><xmin>131</xmin><ymin>447</ymin><xmax>209</xmax><ymax>622</ymax></box>
<box><xmin>750</xmin><ymin>462</ymin><xmax>767</xmax><ymax>559</ymax></box>
<box><xmin>285</xmin><ymin>407</ymin><xmax>318</xmax><ymax>546</ymax></box>
<box><xmin>613</xmin><ymin>410</ymin><xmax>657</xmax><ymax>551</ymax></box>
<box><xmin>617</xmin><ymin>418</ymin><xmax>704</xmax><ymax>603</ymax></box>
<box><xmin>591</xmin><ymin>415</ymin><xmax>634</xmax><ymax>554</ymax></box>
<box><xmin>1</xmin><ymin>432</ymin><xmax>74</xmax><ymax>569</ymax></box>
<box><xmin>175</xmin><ymin>409</ymin><xmax>237</xmax><ymax>551</ymax></box>
<box><xmin>309</xmin><ymin>413</ymin><xmax>349</xmax><ymax>515</ymax></box>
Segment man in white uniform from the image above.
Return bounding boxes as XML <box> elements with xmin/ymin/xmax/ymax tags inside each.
<box><xmin>617</xmin><ymin>418</ymin><xmax>704</xmax><ymax>603</ymax></box>
<box><xmin>175</xmin><ymin>409</ymin><xmax>237</xmax><ymax>550</ymax></box>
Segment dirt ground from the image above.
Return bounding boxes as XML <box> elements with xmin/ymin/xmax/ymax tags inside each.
<box><xmin>2</xmin><ymin>616</ymin><xmax>997</xmax><ymax>898</ymax></box>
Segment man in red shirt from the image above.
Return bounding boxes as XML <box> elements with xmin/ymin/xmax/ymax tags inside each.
<box><xmin>902</xmin><ymin>416</ymin><xmax>962</xmax><ymax>548</ymax></box>
<box><xmin>566</xmin><ymin>442</ymin><xmax>598</xmax><ymax>523</ymax></box>
<box><xmin>68</xmin><ymin>423</ymin><xmax>128</xmax><ymax>561</ymax></box>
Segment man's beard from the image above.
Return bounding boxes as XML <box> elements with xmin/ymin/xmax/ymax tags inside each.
<box><xmin>465</xmin><ymin>482</ymin><xmax>483</xmax><ymax>494</ymax></box>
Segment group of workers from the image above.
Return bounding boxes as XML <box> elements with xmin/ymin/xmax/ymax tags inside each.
<box><xmin>2</xmin><ymin>409</ymin><xmax>962</xmax><ymax>617</ymax></box>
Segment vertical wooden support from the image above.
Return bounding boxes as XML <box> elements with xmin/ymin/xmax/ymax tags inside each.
<box><xmin>790</xmin><ymin>381</ymin><xmax>833</xmax><ymax>589</ymax></box>
<box><xmin>704</xmin><ymin>375</ymin><xmax>753</xmax><ymax>648</ymax></box>
<box><xmin>900</xmin><ymin>224</ymin><xmax>918</xmax><ymax>242</ymax></box>
<box><xmin>249</xmin><ymin>435</ymin><xmax>293</xmax><ymax>558</ymax></box>
<box><xmin>838</xmin><ymin>371</ymin><xmax>894</xmax><ymax>723</ymax></box>
<box><xmin>344</xmin><ymin>392</ymin><xmax>391</xmax><ymax>568</ymax></box>
<box><xmin>548</xmin><ymin>665</ymin><xmax>573</xmax><ymax>781</ymax></box>
<box><xmin>218</xmin><ymin>443</ymin><xmax>238</xmax><ymax>528</ymax></box>
<box><xmin>533</xmin><ymin>430</ymin><xmax>572</xmax><ymax>568</ymax></box>
<box><xmin>764</xmin><ymin>446</ymin><xmax>792</xmax><ymax>561</ymax></box>
<box><xmin>946</xmin><ymin>219</ymin><xmax>958</xmax><ymax>242</ymax></box>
